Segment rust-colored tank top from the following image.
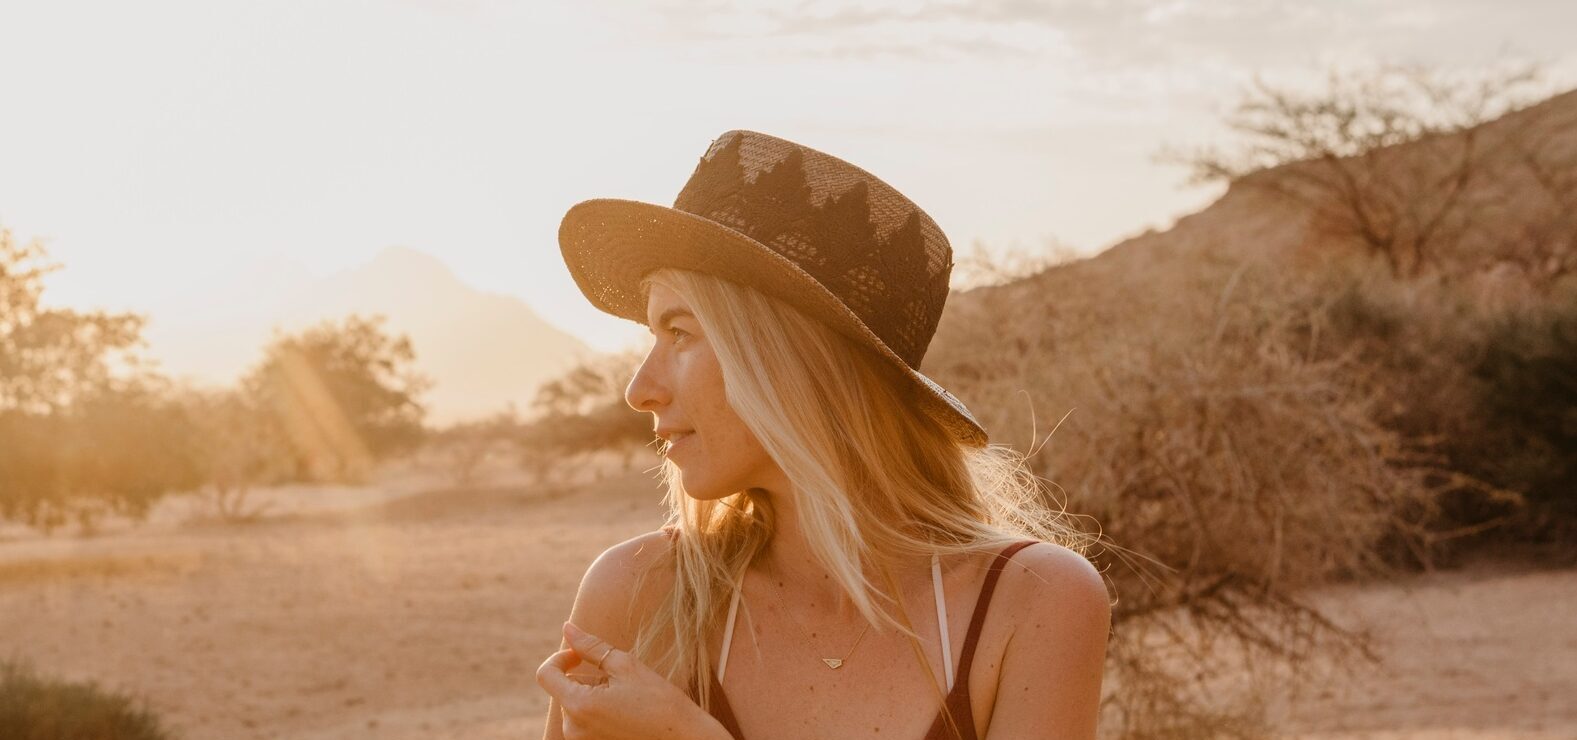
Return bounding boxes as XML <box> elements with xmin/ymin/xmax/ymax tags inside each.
<box><xmin>686</xmin><ymin>540</ymin><xmax>1038</xmax><ymax>740</ymax></box>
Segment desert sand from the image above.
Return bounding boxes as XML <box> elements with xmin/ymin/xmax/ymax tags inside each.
<box><xmin>1</xmin><ymin>466</ymin><xmax>1572</xmax><ymax>739</ymax></box>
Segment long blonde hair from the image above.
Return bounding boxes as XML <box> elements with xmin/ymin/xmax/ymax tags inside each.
<box><xmin>631</xmin><ymin>267</ymin><xmax>1087</xmax><ymax>734</ymax></box>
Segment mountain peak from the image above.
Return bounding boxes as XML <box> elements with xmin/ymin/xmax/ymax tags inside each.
<box><xmin>369</xmin><ymin>245</ymin><xmax>455</xmax><ymax>277</ymax></box>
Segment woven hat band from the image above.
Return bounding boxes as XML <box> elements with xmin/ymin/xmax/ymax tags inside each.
<box><xmin>671</xmin><ymin>131</ymin><xmax>952</xmax><ymax>369</ymax></box>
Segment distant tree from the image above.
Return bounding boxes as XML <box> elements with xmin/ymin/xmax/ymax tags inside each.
<box><xmin>515</xmin><ymin>350</ymin><xmax>653</xmax><ymax>479</ymax></box>
<box><xmin>1157</xmin><ymin>59</ymin><xmax>1563</xmax><ymax>280</ymax></box>
<box><xmin>58</xmin><ymin>381</ymin><xmax>205</xmax><ymax>531</ymax></box>
<box><xmin>430</xmin><ymin>407</ymin><xmax>521</xmax><ymax>486</ymax></box>
<box><xmin>516</xmin><ymin>413</ymin><xmax>571</xmax><ymax>485</ymax></box>
<box><xmin>0</xmin><ymin>379</ymin><xmax>203</xmax><ymax>533</ymax></box>
<box><xmin>0</xmin><ymin>227</ymin><xmax>148</xmax><ymax>413</ymax></box>
<box><xmin>579</xmin><ymin>399</ymin><xmax>658</xmax><ymax>468</ymax></box>
<box><xmin>0</xmin><ymin>228</ymin><xmax>196</xmax><ymax>531</ymax></box>
<box><xmin>531</xmin><ymin>349</ymin><xmax>643</xmax><ymax>417</ymax></box>
<box><xmin>181</xmin><ymin>387</ymin><xmax>293</xmax><ymax>522</ymax></box>
<box><xmin>244</xmin><ymin>314</ymin><xmax>431</xmax><ymax>482</ymax></box>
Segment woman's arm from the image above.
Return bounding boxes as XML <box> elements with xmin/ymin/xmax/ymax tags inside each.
<box><xmin>983</xmin><ymin>543</ymin><xmax>1111</xmax><ymax>740</ymax></box>
<box><xmin>545</xmin><ymin>526</ymin><xmax>734</xmax><ymax>735</ymax></box>
<box><xmin>541</xmin><ymin>530</ymin><xmax>668</xmax><ymax>740</ymax></box>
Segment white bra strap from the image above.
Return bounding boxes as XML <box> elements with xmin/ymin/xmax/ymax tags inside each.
<box><xmin>718</xmin><ymin>581</ymin><xmax>742</xmax><ymax>683</ymax></box>
<box><xmin>932</xmin><ymin>553</ymin><xmax>954</xmax><ymax>691</ymax></box>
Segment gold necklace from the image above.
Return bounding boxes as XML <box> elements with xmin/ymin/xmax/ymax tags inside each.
<box><xmin>762</xmin><ymin>558</ymin><xmax>872</xmax><ymax>670</ymax></box>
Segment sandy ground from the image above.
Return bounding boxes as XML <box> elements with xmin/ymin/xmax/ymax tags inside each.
<box><xmin>1</xmin><ymin>466</ymin><xmax>1573</xmax><ymax>739</ymax></box>
<box><xmin>1275</xmin><ymin>563</ymin><xmax>1577</xmax><ymax>739</ymax></box>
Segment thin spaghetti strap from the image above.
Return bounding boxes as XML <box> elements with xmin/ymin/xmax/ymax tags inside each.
<box><xmin>953</xmin><ymin>540</ymin><xmax>1038</xmax><ymax>691</ymax></box>
<box><xmin>931</xmin><ymin>553</ymin><xmax>954</xmax><ymax>691</ymax></box>
<box><xmin>718</xmin><ymin>580</ymin><xmax>742</xmax><ymax>683</ymax></box>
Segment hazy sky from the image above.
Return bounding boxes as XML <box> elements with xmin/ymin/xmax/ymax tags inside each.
<box><xmin>3</xmin><ymin>0</ymin><xmax>1574</xmax><ymax>355</ymax></box>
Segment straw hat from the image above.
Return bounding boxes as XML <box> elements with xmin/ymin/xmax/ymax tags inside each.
<box><xmin>558</xmin><ymin>129</ymin><xmax>988</xmax><ymax>448</ymax></box>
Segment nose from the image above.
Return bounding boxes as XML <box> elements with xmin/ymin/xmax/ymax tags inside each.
<box><xmin>624</xmin><ymin>348</ymin><xmax>671</xmax><ymax>413</ymax></box>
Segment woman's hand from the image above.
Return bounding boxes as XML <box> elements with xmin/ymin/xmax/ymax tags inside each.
<box><xmin>537</xmin><ymin>621</ymin><xmax>729</xmax><ymax>740</ymax></box>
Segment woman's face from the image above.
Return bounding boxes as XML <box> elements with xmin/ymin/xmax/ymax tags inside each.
<box><xmin>625</xmin><ymin>283</ymin><xmax>784</xmax><ymax>500</ymax></box>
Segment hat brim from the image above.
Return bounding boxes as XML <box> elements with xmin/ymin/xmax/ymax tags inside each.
<box><xmin>559</xmin><ymin>198</ymin><xmax>989</xmax><ymax>448</ymax></box>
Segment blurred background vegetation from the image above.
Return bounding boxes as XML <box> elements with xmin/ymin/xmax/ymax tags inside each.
<box><xmin>0</xmin><ymin>657</ymin><xmax>173</xmax><ymax>740</ymax></box>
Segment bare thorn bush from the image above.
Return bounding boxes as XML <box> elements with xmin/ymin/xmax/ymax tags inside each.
<box><xmin>930</xmin><ymin>247</ymin><xmax>1461</xmax><ymax>735</ymax></box>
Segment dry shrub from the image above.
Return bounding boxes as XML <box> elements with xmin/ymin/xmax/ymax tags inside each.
<box><xmin>1311</xmin><ymin>256</ymin><xmax>1576</xmax><ymax>547</ymax></box>
<box><xmin>1467</xmin><ymin>293</ymin><xmax>1577</xmax><ymax>536</ymax></box>
<box><xmin>0</xmin><ymin>656</ymin><xmax>174</xmax><ymax>739</ymax></box>
<box><xmin>928</xmin><ymin>244</ymin><xmax>1456</xmax><ymax>736</ymax></box>
<box><xmin>425</xmin><ymin>409</ymin><xmax>523</xmax><ymax>486</ymax></box>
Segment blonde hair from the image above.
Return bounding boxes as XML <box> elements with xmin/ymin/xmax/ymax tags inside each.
<box><xmin>631</xmin><ymin>267</ymin><xmax>1087</xmax><ymax>736</ymax></box>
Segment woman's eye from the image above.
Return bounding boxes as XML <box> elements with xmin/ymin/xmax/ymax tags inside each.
<box><xmin>668</xmin><ymin>327</ymin><xmax>690</xmax><ymax>343</ymax></box>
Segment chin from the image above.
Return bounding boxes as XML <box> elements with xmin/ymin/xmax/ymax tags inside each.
<box><xmin>675</xmin><ymin>467</ymin><xmax>748</xmax><ymax>502</ymax></box>
<box><xmin>678</xmin><ymin>478</ymin><xmax>740</xmax><ymax>502</ymax></box>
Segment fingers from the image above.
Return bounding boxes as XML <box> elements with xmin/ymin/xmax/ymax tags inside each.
<box><xmin>536</xmin><ymin>648</ymin><xmax>592</xmax><ymax>705</ymax></box>
<box><xmin>563</xmin><ymin>621</ymin><xmax>629</xmax><ymax>674</ymax></box>
<box><xmin>567</xmin><ymin>671</ymin><xmax>609</xmax><ymax>687</ymax></box>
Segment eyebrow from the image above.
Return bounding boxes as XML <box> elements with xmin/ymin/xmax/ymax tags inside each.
<box><xmin>647</xmin><ymin>307</ymin><xmax>694</xmax><ymax>334</ymax></box>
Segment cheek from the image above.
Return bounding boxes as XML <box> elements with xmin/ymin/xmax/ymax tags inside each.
<box><xmin>674</xmin><ymin>344</ymin><xmax>728</xmax><ymax>414</ymax></box>
<box><xmin>680</xmin><ymin>350</ymin><xmax>765</xmax><ymax>461</ymax></box>
<box><xmin>690</xmin><ymin>374</ymin><xmax>740</xmax><ymax>441</ymax></box>
<box><xmin>706</xmin><ymin>396</ymin><xmax>774</xmax><ymax>473</ymax></box>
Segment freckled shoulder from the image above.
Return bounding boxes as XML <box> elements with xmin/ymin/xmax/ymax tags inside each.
<box><xmin>568</xmin><ymin>530</ymin><xmax>678</xmax><ymax>649</ymax></box>
<box><xmin>993</xmin><ymin>541</ymin><xmax>1111</xmax><ymax>637</ymax></box>
<box><xmin>979</xmin><ymin>542</ymin><xmax>1110</xmax><ymax>735</ymax></box>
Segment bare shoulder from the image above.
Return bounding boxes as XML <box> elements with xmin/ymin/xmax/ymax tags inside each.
<box><xmin>583</xmin><ymin>529</ymin><xmax>676</xmax><ymax>585</ymax></box>
<box><xmin>995</xmin><ymin>540</ymin><xmax>1111</xmax><ymax>634</ymax></box>
<box><xmin>980</xmin><ymin>541</ymin><xmax>1110</xmax><ymax>737</ymax></box>
<box><xmin>567</xmin><ymin>529</ymin><xmax>677</xmax><ymax>649</ymax></box>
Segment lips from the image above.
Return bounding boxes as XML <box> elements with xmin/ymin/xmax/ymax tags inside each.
<box><xmin>660</xmin><ymin>430</ymin><xmax>695</xmax><ymax>455</ymax></box>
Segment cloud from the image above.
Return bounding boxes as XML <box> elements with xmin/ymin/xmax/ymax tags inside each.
<box><xmin>622</xmin><ymin>0</ymin><xmax>1566</xmax><ymax>75</ymax></box>
<box><xmin>628</xmin><ymin>0</ymin><xmax>1076</xmax><ymax>59</ymax></box>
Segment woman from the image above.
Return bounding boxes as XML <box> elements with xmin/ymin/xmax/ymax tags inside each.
<box><xmin>538</xmin><ymin>130</ymin><xmax>1110</xmax><ymax>739</ymax></box>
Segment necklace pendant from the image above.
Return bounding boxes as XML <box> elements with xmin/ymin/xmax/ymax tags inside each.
<box><xmin>822</xmin><ymin>658</ymin><xmax>844</xmax><ymax>669</ymax></box>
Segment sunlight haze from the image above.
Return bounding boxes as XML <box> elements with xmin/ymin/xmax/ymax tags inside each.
<box><xmin>2</xmin><ymin>0</ymin><xmax>1573</xmax><ymax>400</ymax></box>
